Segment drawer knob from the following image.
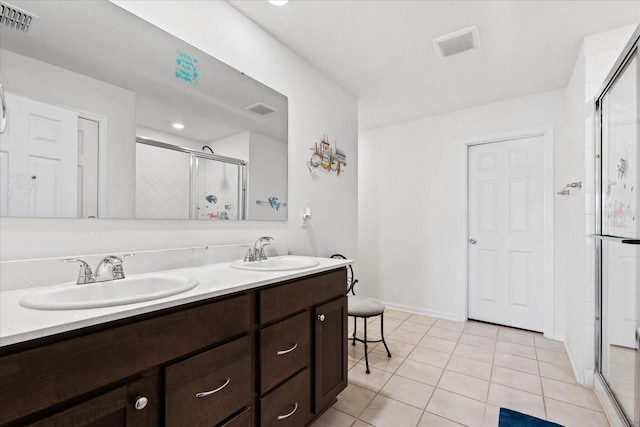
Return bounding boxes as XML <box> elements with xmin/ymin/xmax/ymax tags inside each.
<box><xmin>195</xmin><ymin>378</ymin><xmax>231</xmax><ymax>398</ymax></box>
<box><xmin>276</xmin><ymin>342</ymin><xmax>298</xmax><ymax>356</ymax></box>
<box><xmin>134</xmin><ymin>396</ymin><xmax>148</xmax><ymax>411</ymax></box>
<box><xmin>277</xmin><ymin>402</ymin><xmax>299</xmax><ymax>420</ymax></box>
<box><xmin>318</xmin><ymin>314</ymin><xmax>325</xmax><ymax>322</ymax></box>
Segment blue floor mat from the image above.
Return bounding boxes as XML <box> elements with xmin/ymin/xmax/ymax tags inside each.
<box><xmin>498</xmin><ymin>408</ymin><xmax>564</xmax><ymax>427</ymax></box>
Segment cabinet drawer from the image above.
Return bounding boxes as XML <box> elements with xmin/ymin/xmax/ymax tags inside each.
<box><xmin>260</xmin><ymin>368</ymin><xmax>311</xmax><ymax>427</ymax></box>
<box><xmin>26</xmin><ymin>386</ymin><xmax>128</xmax><ymax>427</ymax></box>
<box><xmin>0</xmin><ymin>293</ymin><xmax>251</xmax><ymax>425</ymax></box>
<box><xmin>220</xmin><ymin>407</ymin><xmax>252</xmax><ymax>427</ymax></box>
<box><xmin>259</xmin><ymin>269</ymin><xmax>345</xmax><ymax>324</ymax></box>
<box><xmin>260</xmin><ymin>311</ymin><xmax>310</xmax><ymax>394</ymax></box>
<box><xmin>165</xmin><ymin>336</ymin><xmax>252</xmax><ymax>427</ymax></box>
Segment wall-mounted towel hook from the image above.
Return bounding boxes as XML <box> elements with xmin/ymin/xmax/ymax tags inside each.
<box><xmin>557</xmin><ymin>181</ymin><xmax>582</xmax><ymax>195</ymax></box>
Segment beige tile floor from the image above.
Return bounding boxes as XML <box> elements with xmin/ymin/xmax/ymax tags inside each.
<box><xmin>311</xmin><ymin>309</ymin><xmax>611</xmax><ymax>427</ymax></box>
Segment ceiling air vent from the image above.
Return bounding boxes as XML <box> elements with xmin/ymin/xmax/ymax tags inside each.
<box><xmin>0</xmin><ymin>1</ymin><xmax>38</xmax><ymax>35</ymax></box>
<box><xmin>245</xmin><ymin>102</ymin><xmax>276</xmax><ymax>115</ymax></box>
<box><xmin>433</xmin><ymin>25</ymin><xmax>479</xmax><ymax>58</ymax></box>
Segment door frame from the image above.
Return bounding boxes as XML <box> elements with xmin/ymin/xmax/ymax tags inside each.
<box><xmin>74</xmin><ymin>111</ymin><xmax>108</xmax><ymax>218</ymax></box>
<box><xmin>460</xmin><ymin>126</ymin><xmax>555</xmax><ymax>338</ymax></box>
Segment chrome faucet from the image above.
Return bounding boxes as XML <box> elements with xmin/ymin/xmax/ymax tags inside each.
<box><xmin>244</xmin><ymin>236</ymin><xmax>274</xmax><ymax>262</ymax></box>
<box><xmin>63</xmin><ymin>253</ymin><xmax>135</xmax><ymax>284</ymax></box>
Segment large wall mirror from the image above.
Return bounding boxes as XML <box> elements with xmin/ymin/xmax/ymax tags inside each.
<box><xmin>0</xmin><ymin>0</ymin><xmax>288</xmax><ymax>220</ymax></box>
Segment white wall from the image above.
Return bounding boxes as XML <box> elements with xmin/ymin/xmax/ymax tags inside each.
<box><xmin>358</xmin><ymin>23</ymin><xmax>637</xmax><ymax>389</ymax></box>
<box><xmin>246</xmin><ymin>133</ymin><xmax>288</xmax><ymax>221</ymax></box>
<box><xmin>0</xmin><ymin>1</ymin><xmax>358</xmax><ymax>262</ymax></box>
<box><xmin>560</xmin><ymin>35</ymin><xmax>589</xmax><ymax>384</ymax></box>
<box><xmin>111</xmin><ymin>1</ymin><xmax>358</xmax><ymax>258</ymax></box>
<box><xmin>359</xmin><ymin>90</ymin><xmax>566</xmax><ymax>324</ymax></box>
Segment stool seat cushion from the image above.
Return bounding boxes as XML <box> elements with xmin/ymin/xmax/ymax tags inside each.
<box><xmin>348</xmin><ymin>295</ymin><xmax>385</xmax><ymax>317</ymax></box>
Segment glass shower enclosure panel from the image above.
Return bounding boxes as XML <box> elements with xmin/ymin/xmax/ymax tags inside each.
<box><xmin>597</xmin><ymin>29</ymin><xmax>639</xmax><ymax>427</ymax></box>
<box><xmin>135</xmin><ymin>143</ymin><xmax>191</xmax><ymax>219</ymax></box>
<box><xmin>194</xmin><ymin>157</ymin><xmax>242</xmax><ymax>220</ymax></box>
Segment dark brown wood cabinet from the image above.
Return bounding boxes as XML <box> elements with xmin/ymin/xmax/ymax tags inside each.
<box><xmin>0</xmin><ymin>268</ymin><xmax>347</xmax><ymax>427</ymax></box>
<box><xmin>165</xmin><ymin>335</ymin><xmax>252</xmax><ymax>426</ymax></box>
<box><xmin>24</xmin><ymin>373</ymin><xmax>161</xmax><ymax>427</ymax></box>
<box><xmin>259</xmin><ymin>311</ymin><xmax>310</xmax><ymax>394</ymax></box>
<box><xmin>314</xmin><ymin>297</ymin><xmax>348</xmax><ymax>412</ymax></box>
<box><xmin>260</xmin><ymin>368</ymin><xmax>311</xmax><ymax>427</ymax></box>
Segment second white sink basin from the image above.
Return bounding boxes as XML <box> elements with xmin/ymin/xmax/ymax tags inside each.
<box><xmin>231</xmin><ymin>256</ymin><xmax>319</xmax><ymax>271</ymax></box>
<box><xmin>20</xmin><ymin>274</ymin><xmax>198</xmax><ymax>310</ymax></box>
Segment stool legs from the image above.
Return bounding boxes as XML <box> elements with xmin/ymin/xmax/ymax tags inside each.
<box><xmin>350</xmin><ymin>313</ymin><xmax>392</xmax><ymax>375</ymax></box>
<box><xmin>380</xmin><ymin>312</ymin><xmax>391</xmax><ymax>358</ymax></box>
<box><xmin>352</xmin><ymin>317</ymin><xmax>357</xmax><ymax>346</ymax></box>
<box><xmin>363</xmin><ymin>320</ymin><xmax>370</xmax><ymax>374</ymax></box>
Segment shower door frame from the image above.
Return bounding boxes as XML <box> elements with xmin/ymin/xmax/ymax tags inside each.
<box><xmin>136</xmin><ymin>138</ymin><xmax>247</xmax><ymax>220</ymax></box>
<box><xmin>593</xmin><ymin>25</ymin><xmax>640</xmax><ymax>427</ymax></box>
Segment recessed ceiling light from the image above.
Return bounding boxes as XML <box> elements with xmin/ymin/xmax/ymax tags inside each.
<box><xmin>172</xmin><ymin>122</ymin><xmax>185</xmax><ymax>130</ymax></box>
<box><xmin>268</xmin><ymin>0</ymin><xmax>288</xmax><ymax>5</ymax></box>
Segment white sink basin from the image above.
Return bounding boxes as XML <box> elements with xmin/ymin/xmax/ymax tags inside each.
<box><xmin>230</xmin><ymin>256</ymin><xmax>319</xmax><ymax>271</ymax></box>
<box><xmin>20</xmin><ymin>274</ymin><xmax>198</xmax><ymax>310</ymax></box>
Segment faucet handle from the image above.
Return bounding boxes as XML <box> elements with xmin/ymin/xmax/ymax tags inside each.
<box><xmin>242</xmin><ymin>246</ymin><xmax>255</xmax><ymax>262</ymax></box>
<box><xmin>99</xmin><ymin>253</ymin><xmax>135</xmax><ymax>281</ymax></box>
<box><xmin>62</xmin><ymin>258</ymin><xmax>94</xmax><ymax>285</ymax></box>
<box><xmin>257</xmin><ymin>244</ymin><xmax>271</xmax><ymax>260</ymax></box>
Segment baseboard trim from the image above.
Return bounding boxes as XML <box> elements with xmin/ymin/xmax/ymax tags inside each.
<box><xmin>563</xmin><ymin>338</ymin><xmax>584</xmax><ymax>385</ymax></box>
<box><xmin>381</xmin><ymin>301</ymin><xmax>461</xmax><ymax>322</ymax></box>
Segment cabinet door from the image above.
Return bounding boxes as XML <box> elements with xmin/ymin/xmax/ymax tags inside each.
<box><xmin>26</xmin><ymin>374</ymin><xmax>160</xmax><ymax>427</ymax></box>
<box><xmin>314</xmin><ymin>296</ymin><xmax>348</xmax><ymax>412</ymax></box>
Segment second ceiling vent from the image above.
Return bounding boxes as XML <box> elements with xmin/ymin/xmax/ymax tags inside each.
<box><xmin>433</xmin><ymin>25</ymin><xmax>480</xmax><ymax>58</ymax></box>
<box><xmin>245</xmin><ymin>102</ymin><xmax>276</xmax><ymax>115</ymax></box>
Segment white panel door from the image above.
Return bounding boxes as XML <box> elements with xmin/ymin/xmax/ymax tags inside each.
<box><xmin>0</xmin><ymin>93</ymin><xmax>78</xmax><ymax>217</ymax></box>
<box><xmin>468</xmin><ymin>136</ymin><xmax>545</xmax><ymax>331</ymax></box>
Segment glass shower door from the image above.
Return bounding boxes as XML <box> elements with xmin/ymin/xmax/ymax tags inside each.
<box><xmin>596</xmin><ymin>29</ymin><xmax>639</xmax><ymax>427</ymax></box>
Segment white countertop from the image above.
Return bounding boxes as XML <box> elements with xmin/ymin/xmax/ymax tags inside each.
<box><xmin>0</xmin><ymin>256</ymin><xmax>351</xmax><ymax>348</ymax></box>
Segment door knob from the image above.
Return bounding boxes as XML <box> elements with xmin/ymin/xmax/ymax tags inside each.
<box><xmin>318</xmin><ymin>314</ymin><xmax>325</xmax><ymax>322</ymax></box>
<box><xmin>469</xmin><ymin>239</ymin><xmax>477</xmax><ymax>245</ymax></box>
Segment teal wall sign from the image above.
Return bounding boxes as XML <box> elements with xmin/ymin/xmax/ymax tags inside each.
<box><xmin>175</xmin><ymin>48</ymin><xmax>198</xmax><ymax>84</ymax></box>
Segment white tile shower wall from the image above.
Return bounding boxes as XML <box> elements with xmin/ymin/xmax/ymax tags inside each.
<box><xmin>135</xmin><ymin>143</ymin><xmax>191</xmax><ymax>219</ymax></box>
<box><xmin>0</xmin><ymin>241</ymin><xmax>288</xmax><ymax>292</ymax></box>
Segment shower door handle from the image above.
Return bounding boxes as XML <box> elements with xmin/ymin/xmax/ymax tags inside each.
<box><xmin>0</xmin><ymin>79</ymin><xmax>6</xmax><ymax>134</ymax></box>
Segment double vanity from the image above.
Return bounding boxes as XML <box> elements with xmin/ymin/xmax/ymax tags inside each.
<box><xmin>0</xmin><ymin>254</ymin><xmax>351</xmax><ymax>426</ymax></box>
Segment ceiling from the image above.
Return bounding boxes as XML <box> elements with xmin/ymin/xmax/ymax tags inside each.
<box><xmin>228</xmin><ymin>0</ymin><xmax>640</xmax><ymax>130</ymax></box>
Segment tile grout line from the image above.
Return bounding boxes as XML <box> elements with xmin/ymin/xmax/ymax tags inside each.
<box><xmin>337</xmin><ymin>314</ymin><xmax>596</xmax><ymax>427</ymax></box>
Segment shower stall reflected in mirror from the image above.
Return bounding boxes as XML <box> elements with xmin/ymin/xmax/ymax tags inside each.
<box><xmin>135</xmin><ymin>139</ymin><xmax>246</xmax><ymax>220</ymax></box>
<box><xmin>594</xmin><ymin>27</ymin><xmax>639</xmax><ymax>427</ymax></box>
